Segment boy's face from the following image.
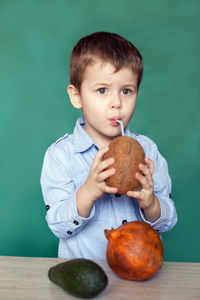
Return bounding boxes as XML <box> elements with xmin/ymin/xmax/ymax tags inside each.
<box><xmin>69</xmin><ymin>60</ymin><xmax>138</xmax><ymax>147</ymax></box>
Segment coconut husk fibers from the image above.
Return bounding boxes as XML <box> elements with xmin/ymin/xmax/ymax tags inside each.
<box><xmin>103</xmin><ymin>136</ymin><xmax>145</xmax><ymax>194</ymax></box>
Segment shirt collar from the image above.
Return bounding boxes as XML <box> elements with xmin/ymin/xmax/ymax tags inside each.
<box><xmin>73</xmin><ymin>116</ymin><xmax>132</xmax><ymax>153</ymax></box>
<box><xmin>73</xmin><ymin>117</ymin><xmax>95</xmax><ymax>153</ymax></box>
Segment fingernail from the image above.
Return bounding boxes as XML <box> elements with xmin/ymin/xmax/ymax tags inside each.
<box><xmin>110</xmin><ymin>168</ymin><xmax>115</xmax><ymax>174</ymax></box>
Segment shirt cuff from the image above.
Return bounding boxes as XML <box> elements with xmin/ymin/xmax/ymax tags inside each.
<box><xmin>61</xmin><ymin>191</ymin><xmax>95</xmax><ymax>237</ymax></box>
<box><xmin>138</xmin><ymin>196</ymin><xmax>170</xmax><ymax>232</ymax></box>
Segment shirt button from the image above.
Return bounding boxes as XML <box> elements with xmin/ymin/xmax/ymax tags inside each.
<box><xmin>122</xmin><ymin>220</ymin><xmax>127</xmax><ymax>224</ymax></box>
<box><xmin>46</xmin><ymin>205</ymin><xmax>50</xmax><ymax>210</ymax></box>
<box><xmin>67</xmin><ymin>231</ymin><xmax>72</xmax><ymax>235</ymax></box>
<box><xmin>95</xmin><ymin>145</ymin><xmax>99</xmax><ymax>150</ymax></box>
<box><xmin>115</xmin><ymin>193</ymin><xmax>121</xmax><ymax>198</ymax></box>
<box><xmin>73</xmin><ymin>220</ymin><xmax>79</xmax><ymax>225</ymax></box>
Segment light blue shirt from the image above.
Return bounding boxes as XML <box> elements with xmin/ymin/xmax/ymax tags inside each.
<box><xmin>40</xmin><ymin>117</ymin><xmax>177</xmax><ymax>259</ymax></box>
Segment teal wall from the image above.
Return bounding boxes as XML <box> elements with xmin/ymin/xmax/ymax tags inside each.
<box><xmin>0</xmin><ymin>0</ymin><xmax>199</xmax><ymax>262</ymax></box>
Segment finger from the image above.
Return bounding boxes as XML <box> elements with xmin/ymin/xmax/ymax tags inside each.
<box><xmin>96</xmin><ymin>166</ymin><xmax>116</xmax><ymax>183</ymax></box>
<box><xmin>137</xmin><ymin>161</ymin><xmax>154</xmax><ymax>184</ymax></box>
<box><xmin>102</xmin><ymin>184</ymin><xmax>118</xmax><ymax>194</ymax></box>
<box><xmin>93</xmin><ymin>146</ymin><xmax>109</xmax><ymax>166</ymax></box>
<box><xmin>135</xmin><ymin>170</ymin><xmax>153</xmax><ymax>190</ymax></box>
<box><xmin>135</xmin><ymin>171</ymin><xmax>146</xmax><ymax>186</ymax></box>
<box><xmin>98</xmin><ymin>156</ymin><xmax>115</xmax><ymax>173</ymax></box>
<box><xmin>127</xmin><ymin>190</ymin><xmax>142</xmax><ymax>199</ymax></box>
<box><xmin>145</xmin><ymin>157</ymin><xmax>154</xmax><ymax>174</ymax></box>
<box><xmin>138</xmin><ymin>163</ymin><xmax>152</xmax><ymax>177</ymax></box>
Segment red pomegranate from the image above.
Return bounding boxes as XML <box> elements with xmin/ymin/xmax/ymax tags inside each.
<box><xmin>104</xmin><ymin>221</ymin><xmax>163</xmax><ymax>281</ymax></box>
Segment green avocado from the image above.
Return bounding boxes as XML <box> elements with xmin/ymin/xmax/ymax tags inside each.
<box><xmin>48</xmin><ymin>258</ymin><xmax>108</xmax><ymax>298</ymax></box>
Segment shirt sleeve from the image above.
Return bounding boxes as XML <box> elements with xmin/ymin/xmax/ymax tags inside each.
<box><xmin>40</xmin><ymin>144</ymin><xmax>95</xmax><ymax>239</ymax></box>
<box><xmin>138</xmin><ymin>138</ymin><xmax>177</xmax><ymax>233</ymax></box>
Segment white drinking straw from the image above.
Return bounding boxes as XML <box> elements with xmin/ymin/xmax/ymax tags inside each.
<box><xmin>116</xmin><ymin>120</ymin><xmax>124</xmax><ymax>136</ymax></box>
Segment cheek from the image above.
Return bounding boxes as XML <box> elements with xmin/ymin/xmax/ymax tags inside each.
<box><xmin>88</xmin><ymin>101</ymin><xmax>105</xmax><ymax>112</ymax></box>
<box><xmin>83</xmin><ymin>104</ymin><xmax>103</xmax><ymax>119</ymax></box>
<box><xmin>123</xmin><ymin>103</ymin><xmax>136</xmax><ymax>122</ymax></box>
<box><xmin>124</xmin><ymin>102</ymin><xmax>136</xmax><ymax>114</ymax></box>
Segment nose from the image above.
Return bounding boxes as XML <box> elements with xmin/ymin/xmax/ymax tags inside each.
<box><xmin>110</xmin><ymin>94</ymin><xmax>122</xmax><ymax>110</ymax></box>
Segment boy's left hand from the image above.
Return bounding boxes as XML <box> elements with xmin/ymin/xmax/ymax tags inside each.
<box><xmin>127</xmin><ymin>158</ymin><xmax>160</xmax><ymax>222</ymax></box>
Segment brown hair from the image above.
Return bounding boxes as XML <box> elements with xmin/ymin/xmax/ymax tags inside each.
<box><xmin>69</xmin><ymin>32</ymin><xmax>143</xmax><ymax>92</ymax></box>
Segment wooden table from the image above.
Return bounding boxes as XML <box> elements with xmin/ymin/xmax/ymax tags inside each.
<box><xmin>0</xmin><ymin>256</ymin><xmax>199</xmax><ymax>299</ymax></box>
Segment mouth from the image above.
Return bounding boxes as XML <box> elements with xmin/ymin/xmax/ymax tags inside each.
<box><xmin>110</xmin><ymin>117</ymin><xmax>121</xmax><ymax>126</ymax></box>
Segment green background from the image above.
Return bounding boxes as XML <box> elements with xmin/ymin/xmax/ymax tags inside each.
<box><xmin>0</xmin><ymin>0</ymin><xmax>199</xmax><ymax>262</ymax></box>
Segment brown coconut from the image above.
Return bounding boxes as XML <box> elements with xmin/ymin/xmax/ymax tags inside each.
<box><xmin>102</xmin><ymin>136</ymin><xmax>145</xmax><ymax>194</ymax></box>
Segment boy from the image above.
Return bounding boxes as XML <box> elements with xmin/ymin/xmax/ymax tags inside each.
<box><xmin>40</xmin><ymin>32</ymin><xmax>177</xmax><ymax>259</ymax></box>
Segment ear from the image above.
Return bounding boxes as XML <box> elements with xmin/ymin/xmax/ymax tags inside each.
<box><xmin>67</xmin><ymin>85</ymin><xmax>82</xmax><ymax>109</ymax></box>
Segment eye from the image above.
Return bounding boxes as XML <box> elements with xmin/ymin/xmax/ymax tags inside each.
<box><xmin>121</xmin><ymin>89</ymin><xmax>131</xmax><ymax>95</ymax></box>
<box><xmin>97</xmin><ymin>88</ymin><xmax>107</xmax><ymax>94</ymax></box>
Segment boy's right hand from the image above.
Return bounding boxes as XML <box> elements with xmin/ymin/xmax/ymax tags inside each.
<box><xmin>84</xmin><ymin>146</ymin><xmax>118</xmax><ymax>202</ymax></box>
<box><xmin>76</xmin><ymin>146</ymin><xmax>118</xmax><ymax>217</ymax></box>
